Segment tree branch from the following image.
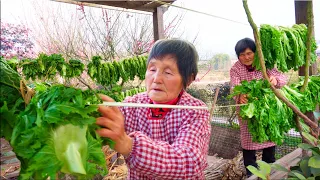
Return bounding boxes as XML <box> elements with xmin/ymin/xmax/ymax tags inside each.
<box><xmin>77</xmin><ymin>76</ymin><xmax>93</xmax><ymax>90</ymax></box>
<box><xmin>301</xmin><ymin>1</ymin><xmax>314</xmax><ymax>92</ymax></box>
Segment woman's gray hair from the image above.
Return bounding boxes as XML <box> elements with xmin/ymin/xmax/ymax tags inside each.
<box><xmin>147</xmin><ymin>39</ymin><xmax>199</xmax><ymax>89</ymax></box>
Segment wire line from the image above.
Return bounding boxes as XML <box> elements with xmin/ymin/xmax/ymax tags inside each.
<box><xmin>154</xmin><ymin>0</ymin><xmax>251</xmax><ymax>26</ymax></box>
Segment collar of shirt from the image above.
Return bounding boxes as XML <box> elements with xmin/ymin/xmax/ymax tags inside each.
<box><xmin>148</xmin><ymin>91</ymin><xmax>184</xmax><ymax>119</ymax></box>
<box><xmin>244</xmin><ymin>64</ymin><xmax>255</xmax><ymax>72</ymax></box>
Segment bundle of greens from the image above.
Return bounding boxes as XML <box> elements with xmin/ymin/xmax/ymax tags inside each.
<box><xmin>65</xmin><ymin>59</ymin><xmax>85</xmax><ymax>78</ymax></box>
<box><xmin>292</xmin><ymin>75</ymin><xmax>320</xmax><ymax>112</ymax></box>
<box><xmin>253</xmin><ymin>24</ymin><xmax>317</xmax><ymax>72</ymax></box>
<box><xmin>6</xmin><ymin>57</ymin><xmax>19</xmax><ymax>71</ymax></box>
<box><xmin>87</xmin><ymin>55</ymin><xmax>147</xmax><ymax>86</ymax></box>
<box><xmin>10</xmin><ymin>84</ymin><xmax>108</xmax><ymax>179</ymax></box>
<box><xmin>0</xmin><ymin>58</ymin><xmax>25</xmax><ymax>141</ymax></box>
<box><xmin>21</xmin><ymin>53</ymin><xmax>66</xmax><ymax>80</ymax></box>
<box><xmin>229</xmin><ymin>77</ymin><xmax>320</xmax><ymax>144</ymax></box>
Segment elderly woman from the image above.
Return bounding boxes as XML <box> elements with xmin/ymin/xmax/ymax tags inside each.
<box><xmin>96</xmin><ymin>39</ymin><xmax>211</xmax><ymax>179</ymax></box>
<box><xmin>230</xmin><ymin>38</ymin><xmax>287</xmax><ymax>177</ymax></box>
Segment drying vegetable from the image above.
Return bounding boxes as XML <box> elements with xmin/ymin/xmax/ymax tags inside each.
<box><xmin>254</xmin><ymin>24</ymin><xmax>317</xmax><ymax>72</ymax></box>
<box><xmin>87</xmin><ymin>55</ymin><xmax>147</xmax><ymax>86</ymax></box>
<box><xmin>229</xmin><ymin>77</ymin><xmax>320</xmax><ymax>144</ymax></box>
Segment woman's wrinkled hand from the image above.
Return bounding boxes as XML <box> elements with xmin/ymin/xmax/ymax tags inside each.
<box><xmin>269</xmin><ymin>76</ymin><xmax>278</xmax><ymax>86</ymax></box>
<box><xmin>96</xmin><ymin>94</ymin><xmax>133</xmax><ymax>156</ymax></box>
<box><xmin>238</xmin><ymin>94</ymin><xmax>248</xmax><ymax>104</ymax></box>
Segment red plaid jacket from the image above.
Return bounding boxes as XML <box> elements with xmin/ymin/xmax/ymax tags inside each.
<box><xmin>120</xmin><ymin>92</ymin><xmax>211</xmax><ymax>179</ymax></box>
<box><xmin>230</xmin><ymin>61</ymin><xmax>287</xmax><ymax>150</ymax></box>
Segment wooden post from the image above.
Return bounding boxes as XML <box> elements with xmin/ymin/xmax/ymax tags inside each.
<box><xmin>295</xmin><ymin>0</ymin><xmax>318</xmax><ymax>146</ymax></box>
<box><xmin>295</xmin><ymin>0</ymin><xmax>318</xmax><ymax>76</ymax></box>
<box><xmin>153</xmin><ymin>6</ymin><xmax>165</xmax><ymax>41</ymax></box>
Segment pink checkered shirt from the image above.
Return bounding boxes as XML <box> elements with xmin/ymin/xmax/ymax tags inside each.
<box><xmin>230</xmin><ymin>61</ymin><xmax>287</xmax><ymax>150</ymax></box>
<box><xmin>120</xmin><ymin>92</ymin><xmax>211</xmax><ymax>179</ymax></box>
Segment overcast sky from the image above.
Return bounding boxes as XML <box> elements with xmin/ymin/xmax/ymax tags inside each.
<box><xmin>1</xmin><ymin>0</ymin><xmax>319</xmax><ymax>59</ymax></box>
<box><xmin>167</xmin><ymin>0</ymin><xmax>320</xmax><ymax>58</ymax></box>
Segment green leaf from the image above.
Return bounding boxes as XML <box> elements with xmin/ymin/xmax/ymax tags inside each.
<box><xmin>22</xmin><ymin>143</ymin><xmax>63</xmax><ymax>179</ymax></box>
<box><xmin>257</xmin><ymin>160</ymin><xmax>271</xmax><ymax>176</ymax></box>
<box><xmin>271</xmin><ymin>164</ymin><xmax>289</xmax><ymax>172</ymax></box>
<box><xmin>310</xmin><ymin>147</ymin><xmax>320</xmax><ymax>156</ymax></box>
<box><xmin>242</xmin><ymin>103</ymin><xmax>255</xmax><ymax>118</ymax></box>
<box><xmin>310</xmin><ymin>167</ymin><xmax>320</xmax><ymax>177</ymax></box>
<box><xmin>290</xmin><ymin>170</ymin><xmax>307</xmax><ymax>179</ymax></box>
<box><xmin>247</xmin><ymin>165</ymin><xmax>267</xmax><ymax>179</ymax></box>
<box><xmin>306</xmin><ymin>177</ymin><xmax>315</xmax><ymax>180</ymax></box>
<box><xmin>308</xmin><ymin>155</ymin><xmax>320</xmax><ymax>168</ymax></box>
<box><xmin>299</xmin><ymin>158</ymin><xmax>311</xmax><ymax>177</ymax></box>
<box><xmin>298</xmin><ymin>143</ymin><xmax>314</xmax><ymax>150</ymax></box>
<box><xmin>302</xmin><ymin>132</ymin><xmax>318</xmax><ymax>145</ymax></box>
<box><xmin>85</xmin><ymin>132</ymin><xmax>107</xmax><ymax>177</ymax></box>
<box><xmin>53</xmin><ymin>124</ymin><xmax>88</xmax><ymax>175</ymax></box>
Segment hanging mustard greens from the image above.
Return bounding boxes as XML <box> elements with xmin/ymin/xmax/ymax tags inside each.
<box><xmin>229</xmin><ymin>76</ymin><xmax>320</xmax><ymax>144</ymax></box>
<box><xmin>253</xmin><ymin>24</ymin><xmax>317</xmax><ymax>72</ymax></box>
<box><xmin>20</xmin><ymin>53</ymin><xmax>83</xmax><ymax>80</ymax></box>
<box><xmin>14</xmin><ymin>53</ymin><xmax>147</xmax><ymax>87</ymax></box>
<box><xmin>87</xmin><ymin>55</ymin><xmax>147</xmax><ymax>86</ymax></box>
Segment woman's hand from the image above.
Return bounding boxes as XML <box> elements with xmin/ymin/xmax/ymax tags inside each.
<box><xmin>238</xmin><ymin>94</ymin><xmax>248</xmax><ymax>104</ymax></box>
<box><xmin>269</xmin><ymin>76</ymin><xmax>278</xmax><ymax>86</ymax></box>
<box><xmin>96</xmin><ymin>94</ymin><xmax>133</xmax><ymax>156</ymax></box>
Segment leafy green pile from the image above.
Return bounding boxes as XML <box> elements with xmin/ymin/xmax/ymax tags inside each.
<box><xmin>1</xmin><ymin>56</ymin><xmax>147</xmax><ymax>179</ymax></box>
<box><xmin>229</xmin><ymin>77</ymin><xmax>320</xmax><ymax>144</ymax></box>
<box><xmin>0</xmin><ymin>58</ymin><xmax>25</xmax><ymax>140</ymax></box>
<box><xmin>253</xmin><ymin>24</ymin><xmax>317</xmax><ymax>72</ymax></box>
<box><xmin>10</xmin><ymin>84</ymin><xmax>107</xmax><ymax>179</ymax></box>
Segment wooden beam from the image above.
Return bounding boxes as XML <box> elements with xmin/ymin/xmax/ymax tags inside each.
<box><xmin>295</xmin><ymin>0</ymin><xmax>318</xmax><ymax>76</ymax></box>
<box><xmin>52</xmin><ymin>0</ymin><xmax>152</xmax><ymax>15</ymax></box>
<box><xmin>153</xmin><ymin>6</ymin><xmax>165</xmax><ymax>41</ymax></box>
<box><xmin>69</xmin><ymin>0</ymin><xmax>175</xmax><ymax>12</ymax></box>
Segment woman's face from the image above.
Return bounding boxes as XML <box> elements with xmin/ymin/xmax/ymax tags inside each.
<box><xmin>145</xmin><ymin>54</ymin><xmax>184</xmax><ymax>103</ymax></box>
<box><xmin>239</xmin><ymin>48</ymin><xmax>255</xmax><ymax>66</ymax></box>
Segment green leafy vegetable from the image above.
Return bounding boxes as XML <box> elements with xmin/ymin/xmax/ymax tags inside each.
<box><xmin>11</xmin><ymin>85</ymin><xmax>107</xmax><ymax>179</ymax></box>
<box><xmin>229</xmin><ymin>77</ymin><xmax>320</xmax><ymax>144</ymax></box>
<box><xmin>254</xmin><ymin>24</ymin><xmax>317</xmax><ymax>72</ymax></box>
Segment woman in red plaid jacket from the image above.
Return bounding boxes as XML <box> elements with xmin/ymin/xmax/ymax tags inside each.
<box><xmin>96</xmin><ymin>39</ymin><xmax>211</xmax><ymax>179</ymax></box>
<box><xmin>230</xmin><ymin>38</ymin><xmax>287</xmax><ymax>177</ymax></box>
